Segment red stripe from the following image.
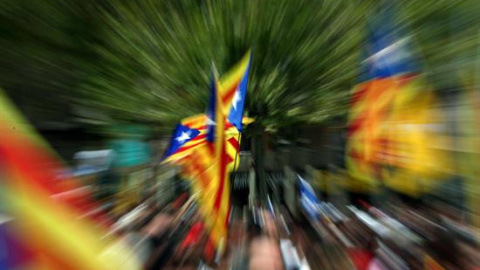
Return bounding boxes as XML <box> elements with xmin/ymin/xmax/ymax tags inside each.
<box><xmin>347</xmin><ymin>115</ymin><xmax>366</xmax><ymax>137</ymax></box>
<box><xmin>222</xmin><ymin>82</ymin><xmax>240</xmax><ymax>104</ymax></box>
<box><xmin>397</xmin><ymin>73</ymin><xmax>416</xmax><ymax>86</ymax></box>
<box><xmin>213</xmin><ymin>139</ymin><xmax>228</xmax><ymax>212</ymax></box>
<box><xmin>0</xmin><ymin>140</ymin><xmax>62</xmax><ymax>195</ymax></box>
<box><xmin>225</xmin><ymin>204</ymin><xmax>231</xmax><ymax>227</ymax></box>
<box><xmin>190</xmin><ymin>134</ymin><xmax>207</xmax><ymax>142</ymax></box>
<box><xmin>0</xmin><ymin>124</ymin><xmax>108</xmax><ymax>228</ymax></box>
<box><xmin>225</xmin><ymin>153</ymin><xmax>234</xmax><ymax>164</ymax></box>
<box><xmin>203</xmin><ymin>236</ymin><xmax>216</xmax><ymax>262</ymax></box>
<box><xmin>348</xmin><ymin>150</ymin><xmax>363</xmax><ymax>160</ymax></box>
<box><xmin>0</xmin><ymin>128</ymin><xmax>84</xmax><ymax>198</ymax></box>
<box><xmin>351</xmin><ymin>85</ymin><xmax>368</xmax><ymax>106</ymax></box>
<box><xmin>227</xmin><ymin>137</ymin><xmax>240</xmax><ymax>152</ymax></box>
<box><xmin>173</xmin><ymin>141</ymin><xmax>205</xmax><ymax>155</ymax></box>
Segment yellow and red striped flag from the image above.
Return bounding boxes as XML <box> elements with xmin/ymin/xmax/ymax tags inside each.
<box><xmin>202</xmin><ymin>75</ymin><xmax>231</xmax><ymax>262</ymax></box>
<box><xmin>346</xmin><ymin>17</ymin><xmax>416</xmax><ymax>192</ymax></box>
<box><xmin>179</xmin><ymin>76</ymin><xmax>231</xmax><ymax>263</ymax></box>
<box><xmin>163</xmin><ymin>51</ymin><xmax>252</xmax><ymax>263</ymax></box>
<box><xmin>0</xmin><ymin>90</ymin><xmax>140</xmax><ymax>270</ymax></box>
<box><xmin>346</xmin><ymin>20</ymin><xmax>449</xmax><ymax>197</ymax></box>
<box><xmin>163</xmin><ymin>50</ymin><xmax>253</xmax><ymax>170</ymax></box>
<box><xmin>163</xmin><ymin>114</ymin><xmax>252</xmax><ymax>170</ymax></box>
<box><xmin>346</xmin><ymin>77</ymin><xmax>401</xmax><ymax>187</ymax></box>
<box><xmin>221</xmin><ymin>50</ymin><xmax>251</xmax><ymax>132</ymax></box>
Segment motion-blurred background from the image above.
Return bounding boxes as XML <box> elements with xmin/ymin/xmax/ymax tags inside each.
<box><xmin>2</xmin><ymin>1</ymin><xmax>480</xmax><ymax>269</ymax></box>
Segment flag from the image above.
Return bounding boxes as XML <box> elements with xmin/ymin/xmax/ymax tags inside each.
<box><xmin>298</xmin><ymin>175</ymin><xmax>321</xmax><ymax>221</ymax></box>
<box><xmin>181</xmin><ymin>76</ymin><xmax>231</xmax><ymax>263</ymax></box>
<box><xmin>162</xmin><ymin>123</ymin><xmax>201</xmax><ymax>162</ymax></box>
<box><xmin>203</xmin><ymin>75</ymin><xmax>231</xmax><ymax>262</ymax></box>
<box><xmin>0</xmin><ymin>90</ymin><xmax>140</xmax><ymax>270</ymax></box>
<box><xmin>178</xmin><ymin>221</ymin><xmax>205</xmax><ymax>252</ymax></box>
<box><xmin>266</xmin><ymin>195</ymin><xmax>275</xmax><ymax>218</ymax></box>
<box><xmin>220</xmin><ymin>50</ymin><xmax>252</xmax><ymax>131</ymax></box>
<box><xmin>163</xmin><ymin>114</ymin><xmax>251</xmax><ymax>170</ymax></box>
<box><xmin>346</xmin><ymin>7</ymin><xmax>416</xmax><ymax>189</ymax></box>
<box><xmin>346</xmin><ymin>6</ymin><xmax>448</xmax><ymax>197</ymax></box>
<box><xmin>163</xmin><ymin>50</ymin><xmax>253</xmax><ymax>261</ymax></box>
<box><xmin>379</xmin><ymin>75</ymin><xmax>448</xmax><ymax>196</ymax></box>
<box><xmin>163</xmin><ymin>50</ymin><xmax>253</xmax><ymax>165</ymax></box>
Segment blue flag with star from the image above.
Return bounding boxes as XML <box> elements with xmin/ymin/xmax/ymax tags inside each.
<box><xmin>227</xmin><ymin>53</ymin><xmax>251</xmax><ymax>132</ymax></box>
<box><xmin>163</xmin><ymin>123</ymin><xmax>200</xmax><ymax>159</ymax></box>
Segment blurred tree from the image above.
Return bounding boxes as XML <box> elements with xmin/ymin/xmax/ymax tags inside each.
<box><xmin>1</xmin><ymin>0</ymin><xmax>480</xmax><ymax>131</ymax></box>
<box><xmin>77</xmin><ymin>0</ymin><xmax>371</xmax><ymax>130</ymax></box>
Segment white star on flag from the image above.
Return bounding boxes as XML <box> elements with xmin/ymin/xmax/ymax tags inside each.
<box><xmin>232</xmin><ymin>90</ymin><xmax>241</xmax><ymax>111</ymax></box>
<box><xmin>175</xmin><ymin>131</ymin><xmax>191</xmax><ymax>143</ymax></box>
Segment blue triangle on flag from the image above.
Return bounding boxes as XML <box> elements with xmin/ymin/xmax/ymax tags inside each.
<box><xmin>163</xmin><ymin>123</ymin><xmax>200</xmax><ymax>159</ymax></box>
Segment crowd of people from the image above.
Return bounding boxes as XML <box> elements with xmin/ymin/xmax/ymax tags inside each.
<box><xmin>78</xmin><ymin>173</ymin><xmax>480</xmax><ymax>270</ymax></box>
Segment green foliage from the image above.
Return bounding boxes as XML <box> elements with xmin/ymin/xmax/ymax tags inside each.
<box><xmin>79</xmin><ymin>0</ymin><xmax>374</xmax><ymax>128</ymax></box>
<box><xmin>1</xmin><ymin>0</ymin><xmax>480</xmax><ymax>131</ymax></box>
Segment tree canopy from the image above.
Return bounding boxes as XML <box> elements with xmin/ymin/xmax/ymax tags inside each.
<box><xmin>1</xmin><ymin>0</ymin><xmax>480</xmax><ymax>132</ymax></box>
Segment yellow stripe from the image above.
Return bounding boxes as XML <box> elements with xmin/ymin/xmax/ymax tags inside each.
<box><xmin>0</xmin><ymin>89</ymin><xmax>140</xmax><ymax>269</ymax></box>
<box><xmin>196</xmin><ymin>75</ymin><xmax>231</xmax><ymax>253</ymax></box>
<box><xmin>180</xmin><ymin>114</ymin><xmax>205</xmax><ymax>127</ymax></box>
<box><xmin>219</xmin><ymin>50</ymin><xmax>251</xmax><ymax>114</ymax></box>
<box><xmin>6</xmin><ymin>172</ymin><xmax>140</xmax><ymax>270</ymax></box>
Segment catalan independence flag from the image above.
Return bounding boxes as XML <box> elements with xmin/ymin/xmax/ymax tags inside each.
<box><xmin>220</xmin><ymin>50</ymin><xmax>252</xmax><ymax>132</ymax></box>
<box><xmin>162</xmin><ymin>51</ymin><xmax>252</xmax><ymax>263</ymax></box>
<box><xmin>162</xmin><ymin>114</ymin><xmax>252</xmax><ymax>166</ymax></box>
<box><xmin>163</xmin><ymin>50</ymin><xmax>252</xmax><ymax>169</ymax></box>
<box><xmin>0</xmin><ymin>90</ymin><xmax>140</xmax><ymax>270</ymax></box>
<box><xmin>346</xmin><ymin>8</ymin><xmax>416</xmax><ymax>189</ymax></box>
<box><xmin>184</xmin><ymin>76</ymin><xmax>231</xmax><ymax>263</ymax></box>
<box><xmin>346</xmin><ymin>7</ymin><xmax>448</xmax><ymax>197</ymax></box>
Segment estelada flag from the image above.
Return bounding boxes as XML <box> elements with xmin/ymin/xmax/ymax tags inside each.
<box><xmin>346</xmin><ymin>8</ymin><xmax>417</xmax><ymax>189</ymax></box>
<box><xmin>163</xmin><ymin>50</ymin><xmax>252</xmax><ymax>169</ymax></box>
<box><xmin>0</xmin><ymin>90</ymin><xmax>141</xmax><ymax>270</ymax></box>
<box><xmin>162</xmin><ymin>114</ymin><xmax>252</xmax><ymax>167</ymax></box>
<box><xmin>183</xmin><ymin>76</ymin><xmax>231</xmax><ymax>263</ymax></box>
<box><xmin>220</xmin><ymin>50</ymin><xmax>252</xmax><ymax>132</ymax></box>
